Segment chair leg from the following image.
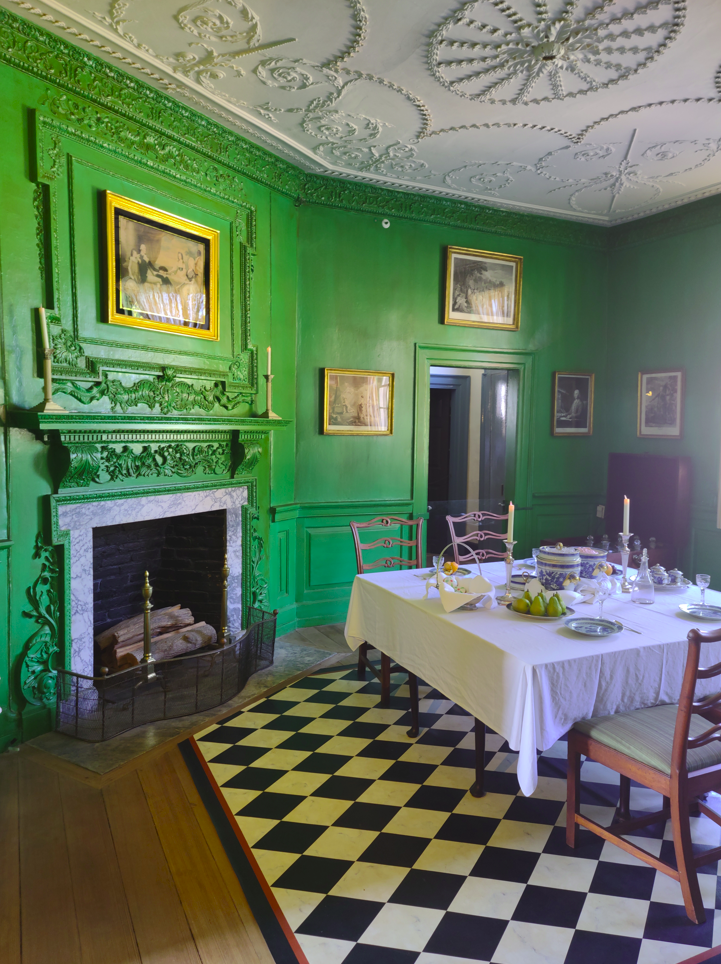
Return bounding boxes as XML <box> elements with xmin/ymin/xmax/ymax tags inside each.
<box><xmin>566</xmin><ymin>736</ymin><xmax>581</xmax><ymax>848</ymax></box>
<box><xmin>406</xmin><ymin>673</ymin><xmax>419</xmax><ymax>739</ymax></box>
<box><xmin>670</xmin><ymin>788</ymin><xmax>706</xmax><ymax>924</ymax></box>
<box><xmin>380</xmin><ymin>653</ymin><xmax>391</xmax><ymax>708</ymax></box>
<box><xmin>357</xmin><ymin>642</ymin><xmax>368</xmax><ymax>681</ymax></box>
<box><xmin>616</xmin><ymin>774</ymin><xmax>631</xmax><ymax>823</ymax></box>
<box><xmin>470</xmin><ymin>719</ymin><xmax>485</xmax><ymax>798</ymax></box>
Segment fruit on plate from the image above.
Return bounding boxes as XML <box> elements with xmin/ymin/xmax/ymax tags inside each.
<box><xmin>547</xmin><ymin>595</ymin><xmax>563</xmax><ymax>617</ymax></box>
<box><xmin>603</xmin><ymin>563</ymin><xmax>614</xmax><ymax>576</ymax></box>
<box><xmin>511</xmin><ymin>596</ymin><xmax>530</xmax><ymax>614</ymax></box>
<box><xmin>523</xmin><ymin>589</ymin><xmax>533</xmax><ymax>603</ymax></box>
<box><xmin>529</xmin><ymin>593</ymin><xmax>547</xmax><ymax>616</ymax></box>
<box><xmin>443</xmin><ymin>561</ymin><xmax>459</xmax><ymax>574</ymax></box>
<box><xmin>513</xmin><ymin>590</ymin><xmax>567</xmax><ymax>617</ymax></box>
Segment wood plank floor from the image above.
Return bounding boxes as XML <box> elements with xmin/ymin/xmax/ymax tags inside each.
<box><xmin>0</xmin><ymin>744</ymin><xmax>276</xmax><ymax>964</ymax></box>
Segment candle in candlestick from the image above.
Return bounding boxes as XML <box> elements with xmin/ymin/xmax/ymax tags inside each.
<box><xmin>267</xmin><ymin>345</ymin><xmax>271</xmax><ymax>377</ymax></box>
<box><xmin>623</xmin><ymin>495</ymin><xmax>630</xmax><ymax>535</ymax></box>
<box><xmin>507</xmin><ymin>502</ymin><xmax>515</xmax><ymax>543</ymax></box>
<box><xmin>38</xmin><ymin>306</ymin><xmax>50</xmax><ymax>353</ymax></box>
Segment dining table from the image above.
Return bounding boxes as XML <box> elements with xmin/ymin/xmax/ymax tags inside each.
<box><xmin>344</xmin><ymin>560</ymin><xmax>721</xmax><ymax>797</ymax></box>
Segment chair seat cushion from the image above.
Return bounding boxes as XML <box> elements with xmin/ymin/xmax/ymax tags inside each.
<box><xmin>573</xmin><ymin>703</ymin><xmax>721</xmax><ymax>775</ymax></box>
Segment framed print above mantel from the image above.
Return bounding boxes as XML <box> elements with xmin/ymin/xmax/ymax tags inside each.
<box><xmin>638</xmin><ymin>369</ymin><xmax>684</xmax><ymax>439</ymax></box>
<box><xmin>105</xmin><ymin>191</ymin><xmax>219</xmax><ymax>340</ymax></box>
<box><xmin>444</xmin><ymin>246</ymin><xmax>522</xmax><ymax>330</ymax></box>
<box><xmin>552</xmin><ymin>372</ymin><xmax>594</xmax><ymax>436</ymax></box>
<box><xmin>323</xmin><ymin>369</ymin><xmax>394</xmax><ymax>435</ymax></box>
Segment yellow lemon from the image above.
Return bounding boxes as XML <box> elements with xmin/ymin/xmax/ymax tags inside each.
<box><xmin>443</xmin><ymin>561</ymin><xmax>459</xmax><ymax>574</ymax></box>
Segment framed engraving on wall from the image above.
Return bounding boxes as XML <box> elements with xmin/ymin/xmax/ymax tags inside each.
<box><xmin>323</xmin><ymin>369</ymin><xmax>394</xmax><ymax>436</ymax></box>
<box><xmin>444</xmin><ymin>246</ymin><xmax>522</xmax><ymax>330</ymax></box>
<box><xmin>638</xmin><ymin>369</ymin><xmax>684</xmax><ymax>439</ymax></box>
<box><xmin>552</xmin><ymin>372</ymin><xmax>594</xmax><ymax>436</ymax></box>
<box><xmin>106</xmin><ymin>191</ymin><xmax>219</xmax><ymax>340</ymax></box>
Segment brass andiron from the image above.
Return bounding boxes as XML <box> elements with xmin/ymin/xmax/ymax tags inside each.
<box><xmin>36</xmin><ymin>307</ymin><xmax>67</xmax><ymax>413</ymax></box>
<box><xmin>140</xmin><ymin>571</ymin><xmax>155</xmax><ymax>665</ymax></box>
<box><xmin>221</xmin><ymin>553</ymin><xmax>230</xmax><ymax>644</ymax></box>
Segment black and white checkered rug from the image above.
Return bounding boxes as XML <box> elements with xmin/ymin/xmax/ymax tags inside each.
<box><xmin>185</xmin><ymin>661</ymin><xmax>721</xmax><ymax>964</ymax></box>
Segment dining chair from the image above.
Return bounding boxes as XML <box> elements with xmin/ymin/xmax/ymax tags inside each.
<box><xmin>446</xmin><ymin>510</ymin><xmax>509</xmax><ymax>567</ymax></box>
<box><xmin>349</xmin><ymin>515</ymin><xmax>422</xmax><ymax>736</ymax></box>
<box><xmin>566</xmin><ymin>625</ymin><xmax>721</xmax><ymax>924</ymax></box>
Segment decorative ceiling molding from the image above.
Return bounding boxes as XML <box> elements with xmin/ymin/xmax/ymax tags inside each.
<box><xmin>3</xmin><ymin>0</ymin><xmax>721</xmax><ymax>225</ymax></box>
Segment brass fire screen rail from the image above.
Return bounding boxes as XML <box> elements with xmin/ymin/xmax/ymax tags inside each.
<box><xmin>55</xmin><ymin>608</ymin><xmax>277</xmax><ymax>743</ymax></box>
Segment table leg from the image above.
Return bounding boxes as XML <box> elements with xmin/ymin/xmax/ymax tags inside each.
<box><xmin>406</xmin><ymin>673</ymin><xmax>419</xmax><ymax>739</ymax></box>
<box><xmin>380</xmin><ymin>653</ymin><xmax>391</xmax><ymax>708</ymax></box>
<box><xmin>470</xmin><ymin>718</ymin><xmax>486</xmax><ymax>797</ymax></box>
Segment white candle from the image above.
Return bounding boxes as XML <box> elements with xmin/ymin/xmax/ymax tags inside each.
<box><xmin>38</xmin><ymin>306</ymin><xmax>50</xmax><ymax>353</ymax></box>
<box><xmin>507</xmin><ymin>502</ymin><xmax>515</xmax><ymax>542</ymax></box>
<box><xmin>623</xmin><ymin>496</ymin><xmax>630</xmax><ymax>535</ymax></box>
<box><xmin>267</xmin><ymin>345</ymin><xmax>271</xmax><ymax>377</ymax></box>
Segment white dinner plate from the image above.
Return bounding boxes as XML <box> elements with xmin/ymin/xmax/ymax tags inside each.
<box><xmin>506</xmin><ymin>604</ymin><xmax>575</xmax><ymax>621</ymax></box>
<box><xmin>679</xmin><ymin>603</ymin><xmax>721</xmax><ymax>620</ymax></box>
<box><xmin>565</xmin><ymin>616</ymin><xmax>621</xmax><ymax>637</ymax></box>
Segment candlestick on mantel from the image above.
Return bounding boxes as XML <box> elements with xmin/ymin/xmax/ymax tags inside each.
<box><xmin>507</xmin><ymin>502</ymin><xmax>515</xmax><ymax>543</ymax></box>
<box><xmin>623</xmin><ymin>495</ymin><xmax>630</xmax><ymax>536</ymax></box>
<box><xmin>36</xmin><ymin>307</ymin><xmax>67</xmax><ymax>413</ymax></box>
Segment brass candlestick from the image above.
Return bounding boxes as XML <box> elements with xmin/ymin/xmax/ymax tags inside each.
<box><xmin>497</xmin><ymin>540</ymin><xmax>517</xmax><ymax>604</ymax></box>
<box><xmin>140</xmin><ymin>571</ymin><xmax>155</xmax><ymax>665</ymax></box>
<box><xmin>620</xmin><ymin>533</ymin><xmax>633</xmax><ymax>592</ymax></box>
<box><xmin>37</xmin><ymin>307</ymin><xmax>67</xmax><ymax>413</ymax></box>
<box><xmin>259</xmin><ymin>373</ymin><xmax>282</xmax><ymax>420</ymax></box>
<box><xmin>220</xmin><ymin>553</ymin><xmax>230</xmax><ymax>644</ymax></box>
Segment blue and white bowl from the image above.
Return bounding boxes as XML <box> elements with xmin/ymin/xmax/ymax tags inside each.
<box><xmin>536</xmin><ymin>545</ymin><xmax>581</xmax><ymax>592</ymax></box>
<box><xmin>573</xmin><ymin>547</ymin><xmax>609</xmax><ymax>580</ymax></box>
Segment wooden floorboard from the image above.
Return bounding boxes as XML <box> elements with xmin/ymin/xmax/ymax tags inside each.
<box><xmin>104</xmin><ymin>770</ymin><xmax>202</xmax><ymax>964</ymax></box>
<box><xmin>19</xmin><ymin>757</ymin><xmax>82</xmax><ymax>964</ymax></box>
<box><xmin>60</xmin><ymin>776</ymin><xmax>141</xmax><ymax>964</ymax></box>
<box><xmin>0</xmin><ymin>755</ymin><xmax>21</xmax><ymax>964</ymax></box>
<box><xmin>139</xmin><ymin>750</ymin><xmax>265</xmax><ymax>964</ymax></box>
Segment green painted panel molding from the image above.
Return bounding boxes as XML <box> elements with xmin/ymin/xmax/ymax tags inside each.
<box><xmin>1</xmin><ymin>7</ymin><xmax>721</xmax><ymax>748</ymax></box>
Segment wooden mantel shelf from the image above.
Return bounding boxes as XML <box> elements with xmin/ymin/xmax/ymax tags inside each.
<box><xmin>9</xmin><ymin>409</ymin><xmax>292</xmax><ymax>433</ymax></box>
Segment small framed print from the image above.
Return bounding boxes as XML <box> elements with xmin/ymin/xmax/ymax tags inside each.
<box><xmin>553</xmin><ymin>372</ymin><xmax>594</xmax><ymax>436</ymax></box>
<box><xmin>323</xmin><ymin>369</ymin><xmax>394</xmax><ymax>435</ymax></box>
<box><xmin>638</xmin><ymin>369</ymin><xmax>684</xmax><ymax>439</ymax></box>
<box><xmin>106</xmin><ymin>191</ymin><xmax>219</xmax><ymax>340</ymax></box>
<box><xmin>444</xmin><ymin>246</ymin><xmax>522</xmax><ymax>330</ymax></box>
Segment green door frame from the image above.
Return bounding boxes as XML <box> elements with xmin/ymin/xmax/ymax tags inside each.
<box><xmin>413</xmin><ymin>343</ymin><xmax>535</xmax><ymax>551</ymax></box>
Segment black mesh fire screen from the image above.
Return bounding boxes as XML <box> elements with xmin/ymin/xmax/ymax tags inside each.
<box><xmin>55</xmin><ymin>608</ymin><xmax>276</xmax><ymax>743</ymax></box>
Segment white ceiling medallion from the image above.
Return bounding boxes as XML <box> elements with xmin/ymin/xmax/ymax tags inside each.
<box><xmin>429</xmin><ymin>0</ymin><xmax>686</xmax><ymax>105</ymax></box>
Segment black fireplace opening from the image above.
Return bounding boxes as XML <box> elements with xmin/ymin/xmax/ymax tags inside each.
<box><xmin>92</xmin><ymin>509</ymin><xmax>226</xmax><ymax>663</ymax></box>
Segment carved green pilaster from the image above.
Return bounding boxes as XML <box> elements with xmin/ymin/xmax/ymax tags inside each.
<box><xmin>249</xmin><ymin>505</ymin><xmax>269</xmax><ymax>611</ymax></box>
<box><xmin>19</xmin><ymin>534</ymin><xmax>60</xmax><ymax>707</ymax></box>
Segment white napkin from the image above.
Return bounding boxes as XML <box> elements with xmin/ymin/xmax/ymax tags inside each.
<box><xmin>425</xmin><ymin>573</ymin><xmax>495</xmax><ymax>613</ymax></box>
<box><xmin>576</xmin><ymin>576</ymin><xmax>619</xmax><ymax>604</ymax></box>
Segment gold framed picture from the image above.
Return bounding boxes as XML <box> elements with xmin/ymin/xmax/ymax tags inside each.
<box><xmin>552</xmin><ymin>372</ymin><xmax>594</xmax><ymax>436</ymax></box>
<box><xmin>638</xmin><ymin>369</ymin><xmax>684</xmax><ymax>439</ymax></box>
<box><xmin>323</xmin><ymin>369</ymin><xmax>394</xmax><ymax>436</ymax></box>
<box><xmin>106</xmin><ymin>191</ymin><xmax>219</xmax><ymax>340</ymax></box>
<box><xmin>444</xmin><ymin>246</ymin><xmax>522</xmax><ymax>330</ymax></box>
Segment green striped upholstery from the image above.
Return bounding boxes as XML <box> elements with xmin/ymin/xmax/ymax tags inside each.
<box><xmin>573</xmin><ymin>703</ymin><xmax>721</xmax><ymax>774</ymax></box>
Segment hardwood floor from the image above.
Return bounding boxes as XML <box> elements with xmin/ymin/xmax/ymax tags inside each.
<box><xmin>0</xmin><ymin>744</ymin><xmax>275</xmax><ymax>964</ymax></box>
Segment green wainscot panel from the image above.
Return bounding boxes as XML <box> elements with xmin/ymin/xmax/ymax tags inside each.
<box><xmin>306</xmin><ymin>525</ymin><xmax>361</xmax><ymax>590</ymax></box>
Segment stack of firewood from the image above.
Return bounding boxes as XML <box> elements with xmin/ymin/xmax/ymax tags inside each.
<box><xmin>95</xmin><ymin>604</ymin><xmax>218</xmax><ymax>672</ymax></box>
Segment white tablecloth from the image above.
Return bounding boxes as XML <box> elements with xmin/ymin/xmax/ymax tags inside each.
<box><xmin>344</xmin><ymin>562</ymin><xmax>721</xmax><ymax>796</ymax></box>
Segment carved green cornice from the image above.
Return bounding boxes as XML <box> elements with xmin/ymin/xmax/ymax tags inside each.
<box><xmin>63</xmin><ymin>440</ymin><xmax>232</xmax><ymax>488</ymax></box>
<box><xmin>0</xmin><ymin>7</ymin><xmax>607</xmax><ymax>249</ymax></box>
<box><xmin>19</xmin><ymin>534</ymin><xmax>60</xmax><ymax>707</ymax></box>
<box><xmin>609</xmin><ymin>192</ymin><xmax>721</xmax><ymax>249</ymax></box>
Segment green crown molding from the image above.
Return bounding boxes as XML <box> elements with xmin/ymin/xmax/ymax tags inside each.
<box><xmin>609</xmin><ymin>192</ymin><xmax>721</xmax><ymax>249</ymax></box>
<box><xmin>0</xmin><ymin>7</ymin><xmax>607</xmax><ymax>249</ymax></box>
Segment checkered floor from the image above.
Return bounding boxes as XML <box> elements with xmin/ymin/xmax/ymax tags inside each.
<box><xmin>194</xmin><ymin>662</ymin><xmax>721</xmax><ymax>964</ymax></box>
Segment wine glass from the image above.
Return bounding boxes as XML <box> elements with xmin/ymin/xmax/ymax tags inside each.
<box><xmin>596</xmin><ymin>574</ymin><xmax>616</xmax><ymax>621</ymax></box>
<box><xmin>696</xmin><ymin>574</ymin><xmax>711</xmax><ymax>606</ymax></box>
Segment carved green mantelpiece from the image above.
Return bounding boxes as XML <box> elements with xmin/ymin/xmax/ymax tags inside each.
<box><xmin>20</xmin><ymin>534</ymin><xmax>60</xmax><ymax>707</ymax></box>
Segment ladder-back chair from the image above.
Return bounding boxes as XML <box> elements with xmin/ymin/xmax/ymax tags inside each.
<box><xmin>567</xmin><ymin>625</ymin><xmax>721</xmax><ymax>924</ymax></box>
<box><xmin>446</xmin><ymin>511</ymin><xmax>509</xmax><ymax>567</ymax></box>
<box><xmin>349</xmin><ymin>515</ymin><xmax>422</xmax><ymax>735</ymax></box>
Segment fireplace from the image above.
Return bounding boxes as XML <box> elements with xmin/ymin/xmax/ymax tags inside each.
<box><xmin>93</xmin><ymin>509</ymin><xmax>226</xmax><ymax>663</ymax></box>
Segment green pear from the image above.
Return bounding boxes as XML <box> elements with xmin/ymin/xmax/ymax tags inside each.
<box><xmin>523</xmin><ymin>589</ymin><xmax>533</xmax><ymax>603</ymax></box>
<box><xmin>529</xmin><ymin>593</ymin><xmax>547</xmax><ymax>616</ymax></box>
<box><xmin>547</xmin><ymin>596</ymin><xmax>563</xmax><ymax>617</ymax></box>
<box><xmin>553</xmin><ymin>592</ymin><xmax>567</xmax><ymax>615</ymax></box>
<box><xmin>512</xmin><ymin>597</ymin><xmax>530</xmax><ymax>614</ymax></box>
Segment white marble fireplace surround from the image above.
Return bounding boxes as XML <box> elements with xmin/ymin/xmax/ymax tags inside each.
<box><xmin>57</xmin><ymin>485</ymin><xmax>248</xmax><ymax>676</ymax></box>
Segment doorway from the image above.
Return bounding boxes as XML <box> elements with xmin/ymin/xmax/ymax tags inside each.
<box><xmin>427</xmin><ymin>366</ymin><xmax>518</xmax><ymax>558</ymax></box>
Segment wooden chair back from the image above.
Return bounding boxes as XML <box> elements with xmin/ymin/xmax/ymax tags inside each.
<box><xmin>350</xmin><ymin>516</ymin><xmax>424</xmax><ymax>575</ymax></box>
<box><xmin>446</xmin><ymin>511</ymin><xmax>509</xmax><ymax>566</ymax></box>
<box><xmin>672</xmin><ymin>626</ymin><xmax>721</xmax><ymax>775</ymax></box>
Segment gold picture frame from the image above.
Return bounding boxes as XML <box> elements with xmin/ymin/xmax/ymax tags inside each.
<box><xmin>444</xmin><ymin>245</ymin><xmax>523</xmax><ymax>330</ymax></box>
<box><xmin>323</xmin><ymin>369</ymin><xmax>394</xmax><ymax>436</ymax></box>
<box><xmin>106</xmin><ymin>191</ymin><xmax>219</xmax><ymax>340</ymax></box>
<box><xmin>552</xmin><ymin>372</ymin><xmax>594</xmax><ymax>436</ymax></box>
<box><xmin>638</xmin><ymin>369</ymin><xmax>684</xmax><ymax>439</ymax></box>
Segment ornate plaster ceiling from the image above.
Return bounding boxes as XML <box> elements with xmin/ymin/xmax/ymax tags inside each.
<box><xmin>7</xmin><ymin>0</ymin><xmax>721</xmax><ymax>224</ymax></box>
